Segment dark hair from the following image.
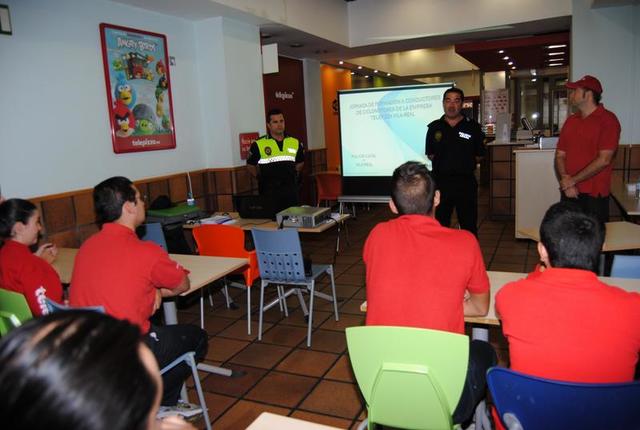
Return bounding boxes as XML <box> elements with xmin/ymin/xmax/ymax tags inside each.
<box><xmin>0</xmin><ymin>198</ymin><xmax>37</xmax><ymax>238</ymax></box>
<box><xmin>266</xmin><ymin>108</ymin><xmax>284</xmax><ymax>123</ymax></box>
<box><xmin>590</xmin><ymin>89</ymin><xmax>602</xmax><ymax>104</ymax></box>
<box><xmin>93</xmin><ymin>176</ymin><xmax>136</xmax><ymax>224</ymax></box>
<box><xmin>0</xmin><ymin>311</ymin><xmax>157</xmax><ymax>430</ymax></box>
<box><xmin>443</xmin><ymin>87</ymin><xmax>464</xmax><ymax>102</ymax></box>
<box><xmin>391</xmin><ymin>161</ymin><xmax>437</xmax><ymax>215</ymax></box>
<box><xmin>539</xmin><ymin>201</ymin><xmax>605</xmax><ymax>272</ymax></box>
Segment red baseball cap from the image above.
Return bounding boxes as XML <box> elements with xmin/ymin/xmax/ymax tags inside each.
<box><xmin>566</xmin><ymin>75</ymin><xmax>603</xmax><ymax>94</ymax></box>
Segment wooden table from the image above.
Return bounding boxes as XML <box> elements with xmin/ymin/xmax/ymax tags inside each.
<box><xmin>360</xmin><ymin>270</ymin><xmax>640</xmax><ymax>326</ymax></box>
<box><xmin>611</xmin><ymin>173</ymin><xmax>640</xmax><ymax>218</ymax></box>
<box><xmin>517</xmin><ymin>221</ymin><xmax>640</xmax><ymax>253</ymax></box>
<box><xmin>247</xmin><ymin>412</ymin><xmax>342</xmax><ymax>430</ymax></box>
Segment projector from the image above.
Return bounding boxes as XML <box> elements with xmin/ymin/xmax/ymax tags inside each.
<box><xmin>276</xmin><ymin>206</ymin><xmax>331</xmax><ymax>228</ymax></box>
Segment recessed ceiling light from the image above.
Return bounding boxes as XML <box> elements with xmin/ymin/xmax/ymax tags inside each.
<box><xmin>548</xmin><ymin>63</ymin><xmax>563</xmax><ymax>67</ymax></box>
<box><xmin>357</xmin><ymin>65</ymin><xmax>362</xmax><ymax>69</ymax></box>
<box><xmin>548</xmin><ymin>52</ymin><xmax>565</xmax><ymax>56</ymax></box>
<box><xmin>365</xmin><ymin>75</ymin><xmax>369</xmax><ymax>78</ymax></box>
<box><xmin>373</xmin><ymin>70</ymin><xmax>378</xmax><ymax>73</ymax></box>
<box><xmin>531</xmin><ymin>78</ymin><xmax>537</xmax><ymax>82</ymax></box>
<box><xmin>502</xmin><ymin>56</ymin><xmax>509</xmax><ymax>60</ymax></box>
<box><xmin>386</xmin><ymin>73</ymin><xmax>391</xmax><ymax>77</ymax></box>
<box><xmin>546</xmin><ymin>58</ymin><xmax>565</xmax><ymax>62</ymax></box>
<box><xmin>350</xmin><ymin>72</ymin><xmax>355</xmax><ymax>75</ymax></box>
<box><xmin>508</xmin><ymin>61</ymin><xmax>513</xmax><ymax>66</ymax></box>
<box><xmin>546</xmin><ymin>44</ymin><xmax>567</xmax><ymax>49</ymax></box>
<box><xmin>498</xmin><ymin>50</ymin><xmax>505</xmax><ymax>54</ymax></box>
<box><xmin>511</xmin><ymin>66</ymin><xmax>516</xmax><ymax>69</ymax></box>
<box><xmin>338</xmin><ymin>60</ymin><xmax>344</xmax><ymax>65</ymax></box>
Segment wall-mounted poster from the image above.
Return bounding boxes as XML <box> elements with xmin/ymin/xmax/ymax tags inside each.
<box><xmin>100</xmin><ymin>23</ymin><xmax>176</xmax><ymax>153</ymax></box>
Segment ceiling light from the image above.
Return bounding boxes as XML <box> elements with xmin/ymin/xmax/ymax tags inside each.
<box><xmin>548</xmin><ymin>52</ymin><xmax>565</xmax><ymax>56</ymax></box>
<box><xmin>546</xmin><ymin>44</ymin><xmax>567</xmax><ymax>49</ymax></box>
<box><xmin>498</xmin><ymin>50</ymin><xmax>505</xmax><ymax>54</ymax></box>
<box><xmin>373</xmin><ymin>70</ymin><xmax>378</xmax><ymax>73</ymax></box>
<box><xmin>508</xmin><ymin>61</ymin><xmax>513</xmax><ymax>66</ymax></box>
<box><xmin>511</xmin><ymin>66</ymin><xmax>516</xmax><ymax>70</ymax></box>
<box><xmin>502</xmin><ymin>56</ymin><xmax>509</xmax><ymax>60</ymax></box>
<box><xmin>386</xmin><ymin>73</ymin><xmax>391</xmax><ymax>77</ymax></box>
<box><xmin>546</xmin><ymin>58</ymin><xmax>564</xmax><ymax>62</ymax></box>
<box><xmin>365</xmin><ymin>75</ymin><xmax>369</xmax><ymax>78</ymax></box>
<box><xmin>531</xmin><ymin>78</ymin><xmax>537</xmax><ymax>82</ymax></box>
<box><xmin>548</xmin><ymin>63</ymin><xmax>563</xmax><ymax>67</ymax></box>
<box><xmin>357</xmin><ymin>65</ymin><xmax>362</xmax><ymax>69</ymax></box>
<box><xmin>338</xmin><ymin>60</ymin><xmax>344</xmax><ymax>65</ymax></box>
<box><xmin>350</xmin><ymin>72</ymin><xmax>355</xmax><ymax>75</ymax></box>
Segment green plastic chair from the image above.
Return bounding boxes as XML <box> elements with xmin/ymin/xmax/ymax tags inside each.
<box><xmin>0</xmin><ymin>288</ymin><xmax>33</xmax><ymax>336</ymax></box>
<box><xmin>346</xmin><ymin>326</ymin><xmax>469</xmax><ymax>430</ymax></box>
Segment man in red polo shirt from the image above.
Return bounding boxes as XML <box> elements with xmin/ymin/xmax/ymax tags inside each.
<box><xmin>70</xmin><ymin>176</ymin><xmax>208</xmax><ymax>411</ymax></box>
<box><xmin>364</xmin><ymin>161</ymin><xmax>495</xmax><ymax>426</ymax></box>
<box><xmin>496</xmin><ymin>201</ymin><xmax>640</xmax><ymax>383</ymax></box>
<box><xmin>555</xmin><ymin>75</ymin><xmax>621</xmax><ymax>223</ymax></box>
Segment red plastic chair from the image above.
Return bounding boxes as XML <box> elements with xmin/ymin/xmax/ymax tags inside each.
<box><xmin>192</xmin><ymin>224</ymin><xmax>259</xmax><ymax>334</ymax></box>
<box><xmin>315</xmin><ymin>172</ymin><xmax>342</xmax><ymax>207</ymax></box>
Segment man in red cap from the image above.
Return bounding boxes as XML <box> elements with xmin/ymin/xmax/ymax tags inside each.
<box><xmin>555</xmin><ymin>75</ymin><xmax>621</xmax><ymax>223</ymax></box>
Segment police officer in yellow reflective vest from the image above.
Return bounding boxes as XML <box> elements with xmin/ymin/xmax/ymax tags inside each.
<box><xmin>247</xmin><ymin>109</ymin><xmax>305</xmax><ymax>214</ymax></box>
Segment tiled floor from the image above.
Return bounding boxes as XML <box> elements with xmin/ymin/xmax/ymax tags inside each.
<box><xmin>176</xmin><ymin>185</ymin><xmax>535</xmax><ymax>429</ymax></box>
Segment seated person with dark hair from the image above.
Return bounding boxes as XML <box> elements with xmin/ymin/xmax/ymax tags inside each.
<box><xmin>70</xmin><ymin>176</ymin><xmax>208</xmax><ymax>413</ymax></box>
<box><xmin>364</xmin><ymin>161</ymin><xmax>496</xmax><ymax>425</ymax></box>
<box><xmin>0</xmin><ymin>198</ymin><xmax>63</xmax><ymax>316</ymax></box>
<box><xmin>496</xmin><ymin>201</ymin><xmax>640</xmax><ymax>382</ymax></box>
<box><xmin>0</xmin><ymin>310</ymin><xmax>195</xmax><ymax>430</ymax></box>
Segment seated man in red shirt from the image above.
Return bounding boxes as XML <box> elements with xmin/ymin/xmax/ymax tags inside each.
<box><xmin>496</xmin><ymin>201</ymin><xmax>640</xmax><ymax>382</ymax></box>
<box><xmin>70</xmin><ymin>176</ymin><xmax>208</xmax><ymax>410</ymax></box>
<box><xmin>364</xmin><ymin>161</ymin><xmax>495</xmax><ymax>426</ymax></box>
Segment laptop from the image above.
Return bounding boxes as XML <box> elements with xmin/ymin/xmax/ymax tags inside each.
<box><xmin>233</xmin><ymin>194</ymin><xmax>277</xmax><ymax>220</ymax></box>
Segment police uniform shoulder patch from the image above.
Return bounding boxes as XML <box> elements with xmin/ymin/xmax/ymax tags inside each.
<box><xmin>434</xmin><ymin>130</ymin><xmax>443</xmax><ymax>142</ymax></box>
<box><xmin>265</xmin><ymin>147</ymin><xmax>272</xmax><ymax>155</ymax></box>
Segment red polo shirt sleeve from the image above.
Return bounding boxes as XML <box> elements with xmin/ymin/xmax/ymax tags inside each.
<box><xmin>150</xmin><ymin>252</ymin><xmax>189</xmax><ymax>289</ymax></box>
<box><xmin>597</xmin><ymin>111</ymin><xmax>621</xmax><ymax>152</ymax></box>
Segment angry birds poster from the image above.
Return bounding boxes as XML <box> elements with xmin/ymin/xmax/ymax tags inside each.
<box><xmin>100</xmin><ymin>23</ymin><xmax>176</xmax><ymax>153</ymax></box>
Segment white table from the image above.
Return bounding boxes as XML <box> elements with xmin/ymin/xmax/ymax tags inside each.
<box><xmin>247</xmin><ymin>412</ymin><xmax>342</xmax><ymax>430</ymax></box>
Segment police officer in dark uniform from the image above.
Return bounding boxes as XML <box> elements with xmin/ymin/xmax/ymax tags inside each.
<box><xmin>247</xmin><ymin>108</ymin><xmax>304</xmax><ymax>214</ymax></box>
<box><xmin>425</xmin><ymin>87</ymin><xmax>485</xmax><ymax>236</ymax></box>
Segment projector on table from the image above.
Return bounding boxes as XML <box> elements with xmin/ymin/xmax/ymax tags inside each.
<box><xmin>276</xmin><ymin>206</ymin><xmax>331</xmax><ymax>228</ymax></box>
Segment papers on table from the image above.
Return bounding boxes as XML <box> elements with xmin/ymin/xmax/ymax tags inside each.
<box><xmin>198</xmin><ymin>215</ymin><xmax>236</xmax><ymax>225</ymax></box>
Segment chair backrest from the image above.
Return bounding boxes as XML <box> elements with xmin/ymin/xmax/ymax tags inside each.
<box><xmin>251</xmin><ymin>228</ymin><xmax>306</xmax><ymax>283</ymax></box>
<box><xmin>346</xmin><ymin>326</ymin><xmax>469</xmax><ymax>430</ymax></box>
<box><xmin>140</xmin><ymin>222</ymin><xmax>167</xmax><ymax>250</ymax></box>
<box><xmin>487</xmin><ymin>367</ymin><xmax>640</xmax><ymax>430</ymax></box>
<box><xmin>193</xmin><ymin>224</ymin><xmax>259</xmax><ymax>286</ymax></box>
<box><xmin>0</xmin><ymin>288</ymin><xmax>33</xmax><ymax>336</ymax></box>
<box><xmin>610</xmin><ymin>255</ymin><xmax>640</xmax><ymax>279</ymax></box>
<box><xmin>315</xmin><ymin>172</ymin><xmax>342</xmax><ymax>205</ymax></box>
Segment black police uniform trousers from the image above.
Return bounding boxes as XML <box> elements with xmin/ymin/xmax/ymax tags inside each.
<box><xmin>435</xmin><ymin>175</ymin><xmax>478</xmax><ymax>236</ymax></box>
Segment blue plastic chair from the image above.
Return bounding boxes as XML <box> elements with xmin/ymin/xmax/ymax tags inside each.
<box><xmin>610</xmin><ymin>255</ymin><xmax>640</xmax><ymax>279</ymax></box>
<box><xmin>141</xmin><ymin>222</ymin><xmax>168</xmax><ymax>250</ymax></box>
<box><xmin>487</xmin><ymin>367</ymin><xmax>640</xmax><ymax>430</ymax></box>
<box><xmin>251</xmin><ymin>228</ymin><xmax>339</xmax><ymax>347</ymax></box>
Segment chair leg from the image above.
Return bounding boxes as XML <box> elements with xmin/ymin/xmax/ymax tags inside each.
<box><xmin>199</xmin><ymin>290</ymin><xmax>205</xmax><ymax>330</ymax></box>
<box><xmin>280</xmin><ymin>286</ymin><xmax>290</xmax><ymax>317</ymax></box>
<box><xmin>329</xmin><ymin>267</ymin><xmax>339</xmax><ymax>321</ymax></box>
<box><xmin>296</xmin><ymin>288</ymin><xmax>309</xmax><ymax>316</ymax></box>
<box><xmin>247</xmin><ymin>286</ymin><xmax>251</xmax><ymax>335</ymax></box>
<box><xmin>187</xmin><ymin>353</ymin><xmax>212</xmax><ymax>430</ymax></box>
<box><xmin>258</xmin><ymin>281</ymin><xmax>266</xmax><ymax>341</ymax></box>
<box><xmin>306</xmin><ymin>281</ymin><xmax>315</xmax><ymax>347</ymax></box>
<box><xmin>207</xmin><ymin>287</ymin><xmax>214</xmax><ymax>308</ymax></box>
<box><xmin>223</xmin><ymin>280</ymin><xmax>231</xmax><ymax>309</ymax></box>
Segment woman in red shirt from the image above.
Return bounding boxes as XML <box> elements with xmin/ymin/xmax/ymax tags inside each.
<box><xmin>0</xmin><ymin>199</ymin><xmax>63</xmax><ymax>316</ymax></box>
